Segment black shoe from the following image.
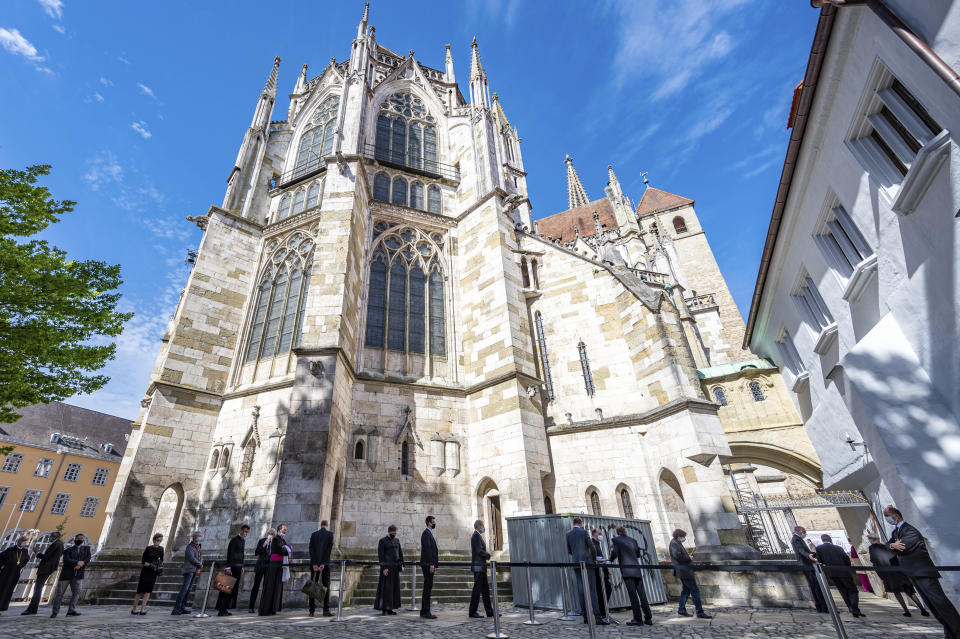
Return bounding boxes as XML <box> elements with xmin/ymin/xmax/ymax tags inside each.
<box><xmin>696</xmin><ymin>612</ymin><xmax>712</xmax><ymax>619</ymax></box>
<box><xmin>386</xmin><ymin>609</ymin><xmax>397</xmax><ymax>615</ymax></box>
<box><xmin>645</xmin><ymin>618</ymin><xmax>653</xmax><ymax>625</ymax></box>
<box><xmin>921</xmin><ymin>610</ymin><xmax>930</xmax><ymax>616</ymax></box>
<box><xmin>626</xmin><ymin>620</ymin><xmax>643</xmax><ymax>626</ymax></box>
<box><xmin>248</xmin><ymin>609</ymin><xmax>255</xmax><ymax>614</ymax></box>
<box><xmin>469</xmin><ymin>612</ymin><xmax>483</xmax><ymax>618</ymax></box>
<box><xmin>381</xmin><ymin>610</ymin><xmax>388</xmax><ymax>616</ymax></box>
<box><xmin>139</xmin><ymin>611</ymin><xmax>147</xmax><ymax>615</ymax></box>
<box><xmin>854</xmin><ymin>612</ymin><xmax>865</xmax><ymax>618</ymax></box>
<box><xmin>596</xmin><ymin>620</ymin><xmax>610</xmax><ymax>626</ymax></box>
<box><xmin>50</xmin><ymin>613</ymin><xmax>57</xmax><ymax>618</ymax></box>
<box><xmin>903</xmin><ymin>611</ymin><xmax>912</xmax><ymax>617</ymax></box>
<box><xmin>309</xmin><ymin>611</ymin><xmax>315</xmax><ymax>617</ymax></box>
<box><xmin>22</xmin><ymin>610</ymin><xmax>36</xmax><ymax>616</ymax></box>
<box><xmin>486</xmin><ymin>612</ymin><xmax>499</xmax><ymax>617</ymax></box>
<box><xmin>66</xmin><ymin>611</ymin><xmax>81</xmax><ymax>617</ymax></box>
<box><xmin>322</xmin><ymin>611</ymin><xmax>333</xmax><ymax>617</ymax></box>
<box><xmin>217</xmin><ymin>612</ymin><xmax>227</xmax><ymax>617</ymax></box>
<box><xmin>420</xmin><ymin>613</ymin><xmax>437</xmax><ymax>619</ymax></box>
<box><xmin>678</xmin><ymin>610</ymin><xmax>692</xmax><ymax>617</ymax></box>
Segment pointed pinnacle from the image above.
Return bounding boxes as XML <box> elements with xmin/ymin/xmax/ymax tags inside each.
<box><xmin>264</xmin><ymin>56</ymin><xmax>281</xmax><ymax>96</ymax></box>
<box><xmin>362</xmin><ymin>1</ymin><xmax>369</xmax><ymax>22</ymax></box>
<box><xmin>565</xmin><ymin>155</ymin><xmax>590</xmax><ymax>209</ymax></box>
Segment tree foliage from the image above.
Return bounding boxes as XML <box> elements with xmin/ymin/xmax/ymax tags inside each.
<box><xmin>0</xmin><ymin>165</ymin><xmax>132</xmax><ymax>422</ymax></box>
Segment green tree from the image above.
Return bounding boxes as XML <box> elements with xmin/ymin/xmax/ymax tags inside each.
<box><xmin>0</xmin><ymin>164</ymin><xmax>132</xmax><ymax>422</ymax></box>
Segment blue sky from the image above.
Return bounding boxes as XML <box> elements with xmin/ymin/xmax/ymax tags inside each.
<box><xmin>1</xmin><ymin>0</ymin><xmax>819</xmax><ymax>419</ymax></box>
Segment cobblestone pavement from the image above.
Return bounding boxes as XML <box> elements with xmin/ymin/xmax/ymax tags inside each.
<box><xmin>0</xmin><ymin>596</ymin><xmax>944</xmax><ymax>638</ymax></box>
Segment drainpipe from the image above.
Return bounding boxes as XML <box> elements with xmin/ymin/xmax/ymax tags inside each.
<box><xmin>812</xmin><ymin>0</ymin><xmax>960</xmax><ymax>99</ymax></box>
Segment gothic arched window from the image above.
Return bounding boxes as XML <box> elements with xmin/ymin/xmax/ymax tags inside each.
<box><xmin>306</xmin><ymin>179</ymin><xmax>323</xmax><ymax>210</ymax></box>
<box><xmin>354</xmin><ymin>440</ymin><xmax>365</xmax><ymax>460</ymax></box>
<box><xmin>621</xmin><ymin>489</ymin><xmax>634</xmax><ymax>518</ymax></box>
<box><xmin>589</xmin><ymin>490</ymin><xmax>602</xmax><ymax>516</ymax></box>
<box><xmin>750</xmin><ymin>381</ymin><xmax>766</xmax><ymax>402</ymax></box>
<box><xmin>219</xmin><ymin>447</ymin><xmax>230</xmax><ymax>470</ymax></box>
<box><xmin>713</xmin><ymin>387</ymin><xmax>728</xmax><ymax>406</ymax></box>
<box><xmin>294</xmin><ymin>95</ymin><xmax>340</xmax><ymax>176</ymax></box>
<box><xmin>401</xmin><ymin>440</ymin><xmax>410</xmax><ymax>476</ymax></box>
<box><xmin>544</xmin><ymin>495</ymin><xmax>554</xmax><ymax>514</ymax></box>
<box><xmin>673</xmin><ymin>216</ymin><xmax>687</xmax><ymax>234</ymax></box>
<box><xmin>244</xmin><ymin>234</ymin><xmax>314</xmax><ymax>363</ymax></box>
<box><xmin>410</xmin><ymin>182</ymin><xmax>424</xmax><ymax>210</ymax></box>
<box><xmin>427</xmin><ymin>185</ymin><xmax>441</xmax><ymax>214</ymax></box>
<box><xmin>578</xmin><ymin>339</ymin><xmax>595</xmax><ymax>397</ymax></box>
<box><xmin>292</xmin><ymin>188</ymin><xmax>305</xmax><ymax>216</ymax></box>
<box><xmin>534</xmin><ymin>312</ymin><xmax>554</xmax><ymax>400</ymax></box>
<box><xmin>374</xmin><ymin>92</ymin><xmax>438</xmax><ymax>172</ymax></box>
<box><xmin>240</xmin><ymin>442</ymin><xmax>255</xmax><ymax>478</ymax></box>
<box><xmin>276</xmin><ymin>194</ymin><xmax>292</xmax><ymax>222</ymax></box>
<box><xmin>391</xmin><ymin>176</ymin><xmax>407</xmax><ymax>206</ymax></box>
<box><xmin>209</xmin><ymin>449</ymin><xmax>220</xmax><ymax>471</ymax></box>
<box><xmin>364</xmin><ymin>222</ymin><xmax>446</xmax><ymax>358</ymax></box>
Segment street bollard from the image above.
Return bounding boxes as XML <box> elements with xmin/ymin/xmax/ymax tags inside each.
<box><xmin>330</xmin><ymin>560</ymin><xmax>347</xmax><ymax>623</ymax></box>
<box><xmin>486</xmin><ymin>561</ymin><xmax>508</xmax><ymax>639</ymax></box>
<box><xmin>408</xmin><ymin>561</ymin><xmax>419</xmax><ymax>612</ymax></box>
<box><xmin>522</xmin><ymin>562</ymin><xmax>542</xmax><ymax>626</ymax></box>
<box><xmin>193</xmin><ymin>561</ymin><xmax>216</xmax><ymax>618</ymax></box>
<box><xmin>558</xmin><ymin>565</ymin><xmax>579</xmax><ymax>621</ymax></box>
<box><xmin>813</xmin><ymin>562</ymin><xmax>848</xmax><ymax>639</ymax></box>
<box><xmin>596</xmin><ymin>562</ymin><xmax>617</xmax><ymax>625</ymax></box>
<box><xmin>580</xmin><ymin>561</ymin><xmax>597</xmax><ymax>639</ymax></box>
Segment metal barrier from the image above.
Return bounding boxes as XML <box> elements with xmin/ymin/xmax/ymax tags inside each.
<box><xmin>522</xmin><ymin>562</ymin><xmax>542</xmax><ymax>626</ymax></box>
<box><xmin>193</xmin><ymin>561</ymin><xmax>216</xmax><ymax>618</ymax></box>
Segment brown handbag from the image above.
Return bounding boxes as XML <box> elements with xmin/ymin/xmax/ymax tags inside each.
<box><xmin>213</xmin><ymin>572</ymin><xmax>238</xmax><ymax>594</ymax></box>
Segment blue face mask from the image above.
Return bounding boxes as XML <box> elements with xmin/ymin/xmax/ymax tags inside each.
<box><xmin>884</xmin><ymin>515</ymin><xmax>897</xmax><ymax>526</ymax></box>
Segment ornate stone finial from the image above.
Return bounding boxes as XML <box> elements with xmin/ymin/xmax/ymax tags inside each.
<box><xmin>330</xmin><ymin>56</ymin><xmax>337</xmax><ymax>66</ymax></box>
<box><xmin>409</xmin><ymin>49</ymin><xmax>414</xmax><ymax>58</ymax></box>
<box><xmin>445</xmin><ymin>43</ymin><xmax>450</xmax><ymax>50</ymax></box>
<box><xmin>564</xmin><ymin>155</ymin><xmax>590</xmax><ymax>209</ymax></box>
<box><xmin>492</xmin><ymin>92</ymin><xmax>498</xmax><ymax>101</ymax></box>
<box><xmin>472</xmin><ymin>35</ymin><xmax>477</xmax><ymax>47</ymax></box>
<box><xmin>593</xmin><ymin>211</ymin><xmax>603</xmax><ymax>236</ymax></box>
<box><xmin>362</xmin><ymin>1</ymin><xmax>369</xmax><ymax>22</ymax></box>
<box><xmin>469</xmin><ymin>36</ymin><xmax>486</xmax><ymax>82</ymax></box>
<box><xmin>263</xmin><ymin>56</ymin><xmax>281</xmax><ymax>97</ymax></box>
<box><xmin>370</xmin><ymin>26</ymin><xmax>375</xmax><ymax>35</ymax></box>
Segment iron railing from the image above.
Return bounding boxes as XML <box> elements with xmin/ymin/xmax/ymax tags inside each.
<box><xmin>275</xmin><ymin>156</ymin><xmax>327</xmax><ymax>190</ymax></box>
<box><xmin>362</xmin><ymin>143</ymin><xmax>460</xmax><ymax>181</ymax></box>
<box><xmin>686</xmin><ymin>293</ymin><xmax>718</xmax><ymax>311</ymax></box>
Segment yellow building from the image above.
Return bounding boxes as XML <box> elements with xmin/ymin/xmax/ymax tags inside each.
<box><xmin>0</xmin><ymin>402</ymin><xmax>130</xmax><ymax>551</ymax></box>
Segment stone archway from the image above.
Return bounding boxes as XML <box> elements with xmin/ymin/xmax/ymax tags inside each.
<box><xmin>476</xmin><ymin>477</ymin><xmax>504</xmax><ymax>551</ymax></box>
<box><xmin>726</xmin><ymin>443</ymin><xmax>822</xmax><ymax>487</ymax></box>
<box><xmin>152</xmin><ymin>483</ymin><xmax>184</xmax><ymax>550</ymax></box>
<box><xmin>658</xmin><ymin>469</ymin><xmax>693</xmax><ymax>538</ymax></box>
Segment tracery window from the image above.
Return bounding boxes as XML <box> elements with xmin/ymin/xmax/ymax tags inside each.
<box><xmin>401</xmin><ymin>441</ymin><xmax>411</xmax><ymax>476</ymax></box>
<box><xmin>240</xmin><ymin>442</ymin><xmax>255</xmax><ymax>478</ymax></box>
<box><xmin>364</xmin><ymin>222</ymin><xmax>446</xmax><ymax>357</ymax></box>
<box><xmin>621</xmin><ymin>489</ymin><xmax>634</xmax><ymax>518</ymax></box>
<box><xmin>589</xmin><ymin>490</ymin><xmax>602</xmax><ymax>516</ymax></box>
<box><xmin>410</xmin><ymin>182</ymin><xmax>424</xmax><ymax>210</ymax></box>
<box><xmin>209</xmin><ymin>449</ymin><xmax>220</xmax><ymax>470</ymax></box>
<box><xmin>375</xmin><ymin>92</ymin><xmax>438</xmax><ymax>173</ymax></box>
<box><xmin>534</xmin><ymin>312</ymin><xmax>554</xmax><ymax>400</ymax></box>
<box><xmin>713</xmin><ymin>387</ymin><xmax>728</xmax><ymax>406</ymax></box>
<box><xmin>294</xmin><ymin>95</ymin><xmax>340</xmax><ymax>178</ymax></box>
<box><xmin>427</xmin><ymin>185</ymin><xmax>441</xmax><ymax>214</ymax></box>
<box><xmin>277</xmin><ymin>194</ymin><xmax>292</xmax><ymax>222</ymax></box>
<box><xmin>673</xmin><ymin>216</ymin><xmax>687</xmax><ymax>234</ymax></box>
<box><xmin>244</xmin><ymin>233</ymin><xmax>314</xmax><ymax>363</ymax></box>
<box><xmin>578</xmin><ymin>339</ymin><xmax>595</xmax><ymax>397</ymax></box>
<box><xmin>750</xmin><ymin>382</ymin><xmax>766</xmax><ymax>402</ymax></box>
<box><xmin>219</xmin><ymin>447</ymin><xmax>230</xmax><ymax>470</ymax></box>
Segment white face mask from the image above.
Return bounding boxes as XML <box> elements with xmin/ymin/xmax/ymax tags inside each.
<box><xmin>478</xmin><ymin>527</ymin><xmax>485</xmax><ymax>534</ymax></box>
<box><xmin>885</xmin><ymin>515</ymin><xmax>898</xmax><ymax>525</ymax></box>
<box><xmin>679</xmin><ymin>537</ymin><xmax>687</xmax><ymax>544</ymax></box>
<box><xmin>598</xmin><ymin>535</ymin><xmax>604</xmax><ymax>541</ymax></box>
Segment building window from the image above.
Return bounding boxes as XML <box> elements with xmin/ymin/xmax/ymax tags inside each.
<box><xmin>589</xmin><ymin>490</ymin><xmax>602</xmax><ymax>516</ymax></box>
<box><xmin>792</xmin><ymin>275</ymin><xmax>835</xmax><ymax>332</ymax></box>
<box><xmin>427</xmin><ymin>185</ymin><xmax>441</xmax><ymax>214</ymax></box>
<box><xmin>776</xmin><ymin>329</ymin><xmax>807</xmax><ymax>377</ymax></box>
<box><xmin>750</xmin><ymin>382</ymin><xmax>766</xmax><ymax>402</ymax></box>
<box><xmin>294</xmin><ymin>95</ymin><xmax>339</xmax><ymax>178</ymax></box>
<box><xmin>521</xmin><ymin>258</ymin><xmax>531</xmax><ymax>288</ymax></box>
<box><xmin>373</xmin><ymin>172</ymin><xmax>390</xmax><ymax>202</ymax></box>
<box><xmin>20</xmin><ymin>489</ymin><xmax>42</xmax><ymax>512</ymax></box>
<box><xmin>50</xmin><ymin>493</ymin><xmax>71</xmax><ymax>515</ymax></box>
<box><xmin>400</xmin><ymin>441</ymin><xmax>410</xmax><ymax>476</ymax></box>
<box><xmin>244</xmin><ymin>235</ymin><xmax>313</xmax><ymax>363</ymax></box>
<box><xmin>276</xmin><ymin>193</ymin><xmax>292</xmax><ymax>222</ymax></box>
<box><xmin>364</xmin><ymin>222</ymin><xmax>446</xmax><ymax>357</ymax></box>
<box><xmin>621</xmin><ymin>489</ymin><xmax>634</xmax><ymax>518</ymax></box>
<box><xmin>410</xmin><ymin>181</ymin><xmax>424</xmax><ymax>210</ymax></box>
<box><xmin>209</xmin><ymin>448</ymin><xmax>220</xmax><ymax>470</ymax></box>
<box><xmin>220</xmin><ymin>448</ymin><xmax>230</xmax><ymax>470</ymax></box>
<box><xmin>354</xmin><ymin>440</ymin><xmax>365</xmax><ymax>460</ymax></box>
<box><xmin>374</xmin><ymin>91</ymin><xmax>439</xmax><ymax>174</ymax></box>
<box><xmin>240</xmin><ymin>443</ymin><xmax>255</xmax><ymax>478</ymax></box>
<box><xmin>1</xmin><ymin>454</ymin><xmax>23</xmax><ymax>474</ymax></box>
<box><xmin>673</xmin><ymin>216</ymin><xmax>687</xmax><ymax>234</ymax></box>
<box><xmin>578</xmin><ymin>339</ymin><xmax>595</xmax><ymax>397</ymax></box>
<box><xmin>306</xmin><ymin>179</ymin><xmax>323</xmax><ymax>210</ymax></box>
<box><xmin>534</xmin><ymin>312</ymin><xmax>554</xmax><ymax>400</ymax></box>
<box><xmin>0</xmin><ymin>487</ymin><xmax>8</xmax><ymax>508</ymax></box>
<box><xmin>63</xmin><ymin>463</ymin><xmax>82</xmax><ymax>482</ymax></box>
<box><xmin>391</xmin><ymin>176</ymin><xmax>407</xmax><ymax>206</ymax></box>
<box><xmin>80</xmin><ymin>497</ymin><xmax>100</xmax><ymax>518</ymax></box>
<box><xmin>814</xmin><ymin>205</ymin><xmax>873</xmax><ymax>281</ymax></box>
<box><xmin>544</xmin><ymin>495</ymin><xmax>554</xmax><ymax>514</ymax></box>
<box><xmin>34</xmin><ymin>458</ymin><xmax>54</xmax><ymax>478</ymax></box>
<box><xmin>713</xmin><ymin>387</ymin><xmax>728</xmax><ymax>406</ymax></box>
<box><xmin>92</xmin><ymin>467</ymin><xmax>109</xmax><ymax>486</ymax></box>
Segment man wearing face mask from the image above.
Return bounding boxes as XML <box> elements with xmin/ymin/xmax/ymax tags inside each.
<box><xmin>791</xmin><ymin>525</ymin><xmax>828</xmax><ymax>613</ymax></box>
<box><xmin>0</xmin><ymin>535</ymin><xmax>30</xmax><ymax>614</ymax></box>
<box><xmin>51</xmin><ymin>534</ymin><xmax>91</xmax><ymax>618</ymax></box>
<box><xmin>419</xmin><ymin>516</ymin><xmax>439</xmax><ymax>619</ymax></box>
<box><xmin>374</xmin><ymin>524</ymin><xmax>403</xmax><ymax>615</ymax></box>
<box><xmin>172</xmin><ymin>531</ymin><xmax>203</xmax><ymax>615</ymax></box>
<box><xmin>469</xmin><ymin>519</ymin><xmax>494</xmax><ymax>618</ymax></box>
<box><xmin>669</xmin><ymin>529</ymin><xmax>711</xmax><ymax>619</ymax></box>
<box><xmin>884</xmin><ymin>505</ymin><xmax>960</xmax><ymax>638</ymax></box>
<box><xmin>590</xmin><ymin>528</ymin><xmax>612</xmax><ymax>620</ymax></box>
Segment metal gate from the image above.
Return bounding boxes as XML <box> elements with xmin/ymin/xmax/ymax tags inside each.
<box><xmin>506</xmin><ymin>513</ymin><xmax>667</xmax><ymax>610</ymax></box>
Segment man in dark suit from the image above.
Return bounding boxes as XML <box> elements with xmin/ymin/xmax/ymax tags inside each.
<box><xmin>22</xmin><ymin>531</ymin><xmax>63</xmax><ymax>615</ymax></box>
<box><xmin>216</xmin><ymin>524</ymin><xmax>249</xmax><ymax>615</ymax></box>
<box><xmin>590</xmin><ymin>528</ymin><xmax>612</xmax><ymax>619</ymax></box>
<box><xmin>791</xmin><ymin>525</ymin><xmax>828</xmax><ymax>613</ymax></box>
<box><xmin>566</xmin><ymin>517</ymin><xmax>606</xmax><ymax>625</ymax></box>
<box><xmin>374</xmin><ymin>525</ymin><xmax>403</xmax><ymax>615</ymax></box>
<box><xmin>885</xmin><ymin>505</ymin><xmax>960</xmax><ymax>638</ymax></box>
<box><xmin>248</xmin><ymin>528</ymin><xmax>275</xmax><ymax>613</ymax></box>
<box><xmin>419</xmin><ymin>515</ymin><xmax>438</xmax><ymax>619</ymax></box>
<box><xmin>469</xmin><ymin>519</ymin><xmax>494</xmax><ymax>618</ymax></box>
<box><xmin>815</xmin><ymin>534</ymin><xmax>863</xmax><ymax>617</ymax></box>
<box><xmin>51</xmin><ymin>534</ymin><xmax>91</xmax><ymax>618</ymax></box>
<box><xmin>309</xmin><ymin>520</ymin><xmax>334</xmax><ymax>617</ymax></box>
<box><xmin>609</xmin><ymin>526</ymin><xmax>652</xmax><ymax>626</ymax></box>
<box><xmin>669</xmin><ymin>529</ymin><xmax>711</xmax><ymax>619</ymax></box>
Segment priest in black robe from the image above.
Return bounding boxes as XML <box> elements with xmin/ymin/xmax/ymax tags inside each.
<box><xmin>258</xmin><ymin>524</ymin><xmax>290</xmax><ymax>616</ymax></box>
<box><xmin>0</xmin><ymin>536</ymin><xmax>30</xmax><ymax>613</ymax></box>
<box><xmin>374</xmin><ymin>525</ymin><xmax>403</xmax><ymax>615</ymax></box>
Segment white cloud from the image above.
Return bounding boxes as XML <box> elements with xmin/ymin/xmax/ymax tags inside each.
<box><xmin>118</xmin><ymin>55</ymin><xmax>130</xmax><ymax>64</ymax></box>
<box><xmin>0</xmin><ymin>27</ymin><xmax>44</xmax><ymax>62</ymax></box>
<box><xmin>99</xmin><ymin>76</ymin><xmax>112</xmax><ymax>86</ymax></box>
<box><xmin>93</xmin><ymin>92</ymin><xmax>104</xmax><ymax>102</ymax></box>
<box><xmin>731</xmin><ymin>143</ymin><xmax>782</xmax><ymax>171</ymax></box>
<box><xmin>141</xmin><ymin>217</ymin><xmax>189</xmax><ymax>243</ymax></box>
<box><xmin>82</xmin><ymin>151</ymin><xmax>124</xmax><ymax>190</ymax></box>
<box><xmin>52</xmin><ymin>24</ymin><xmax>65</xmax><ymax>34</ymax></box>
<box><xmin>36</xmin><ymin>0</ymin><xmax>63</xmax><ymax>20</ymax></box>
<box><xmin>137</xmin><ymin>82</ymin><xmax>155</xmax><ymax>98</ymax></box>
<box><xmin>131</xmin><ymin>120</ymin><xmax>152</xmax><ymax>139</ymax></box>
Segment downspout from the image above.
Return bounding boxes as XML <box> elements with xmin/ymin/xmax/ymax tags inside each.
<box><xmin>813</xmin><ymin>0</ymin><xmax>960</xmax><ymax>98</ymax></box>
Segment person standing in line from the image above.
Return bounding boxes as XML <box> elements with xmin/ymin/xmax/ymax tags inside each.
<box><xmin>468</xmin><ymin>519</ymin><xmax>494</xmax><ymax>619</ymax></box>
<box><xmin>374</xmin><ymin>524</ymin><xmax>403</xmax><ymax>616</ymax></box>
<box><xmin>50</xmin><ymin>534</ymin><xmax>91</xmax><ymax>618</ymax></box>
<box><xmin>308</xmin><ymin>520</ymin><xmax>333</xmax><ymax>617</ymax></box>
<box><xmin>669</xmin><ymin>529</ymin><xmax>711</xmax><ymax>619</ymax></box>
<box><xmin>22</xmin><ymin>531</ymin><xmax>63</xmax><ymax>615</ymax></box>
<box><xmin>216</xmin><ymin>524</ymin><xmax>249</xmax><ymax>616</ymax></box>
<box><xmin>131</xmin><ymin>533</ymin><xmax>164</xmax><ymax>615</ymax></box>
<box><xmin>247</xmin><ymin>528</ymin><xmax>274</xmax><ymax>613</ymax></box>
<box><xmin>590</xmin><ymin>528</ymin><xmax>612</xmax><ymax>620</ymax></box>
<box><xmin>885</xmin><ymin>505</ymin><xmax>960</xmax><ymax>638</ymax></box>
<box><xmin>0</xmin><ymin>536</ymin><xmax>30</xmax><ymax>614</ymax></box>
<box><xmin>791</xmin><ymin>525</ymin><xmax>828</xmax><ymax>613</ymax></box>
<box><xmin>419</xmin><ymin>515</ymin><xmax>438</xmax><ymax>620</ymax></box>
<box><xmin>259</xmin><ymin>524</ymin><xmax>289</xmax><ymax>616</ymax></box>
<box><xmin>866</xmin><ymin>533</ymin><xmax>928</xmax><ymax>617</ymax></box>
<box><xmin>815</xmin><ymin>534</ymin><xmax>864</xmax><ymax>618</ymax></box>
<box><xmin>609</xmin><ymin>526</ymin><xmax>652</xmax><ymax>626</ymax></box>
<box><xmin>566</xmin><ymin>517</ymin><xmax>605</xmax><ymax>625</ymax></box>
<box><xmin>848</xmin><ymin>539</ymin><xmax>873</xmax><ymax>593</ymax></box>
<box><xmin>171</xmin><ymin>531</ymin><xmax>203</xmax><ymax>615</ymax></box>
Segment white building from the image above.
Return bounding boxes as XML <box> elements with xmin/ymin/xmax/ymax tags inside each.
<box><xmin>744</xmin><ymin>0</ymin><xmax>960</xmax><ymax>594</ymax></box>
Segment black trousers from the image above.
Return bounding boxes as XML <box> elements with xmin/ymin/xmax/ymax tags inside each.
<box><xmin>593</xmin><ymin>567</ymin><xmax>607</xmax><ymax>617</ymax></box>
<box><xmin>26</xmin><ymin>571</ymin><xmax>53</xmax><ymax>613</ymax></box>
<box><xmin>216</xmin><ymin>565</ymin><xmax>244</xmax><ymax>612</ymax></box>
<box><xmin>912</xmin><ymin>577</ymin><xmax>960</xmax><ymax>639</ymax></box>
<box><xmin>830</xmin><ymin>577</ymin><xmax>861</xmax><ymax>615</ymax></box>
<box><xmin>623</xmin><ymin>576</ymin><xmax>652</xmax><ymax>622</ymax></box>
<box><xmin>308</xmin><ymin>567</ymin><xmax>331</xmax><ymax>613</ymax></box>
<box><xmin>420</xmin><ymin>566</ymin><xmax>434</xmax><ymax>615</ymax></box>
<box><xmin>802</xmin><ymin>568</ymin><xmax>828</xmax><ymax>612</ymax></box>
<box><xmin>469</xmin><ymin>570</ymin><xmax>493</xmax><ymax>615</ymax></box>
<box><xmin>248</xmin><ymin>567</ymin><xmax>266</xmax><ymax>611</ymax></box>
<box><xmin>572</xmin><ymin>566</ymin><xmax>600</xmax><ymax>623</ymax></box>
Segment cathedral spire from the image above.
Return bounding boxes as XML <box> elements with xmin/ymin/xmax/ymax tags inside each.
<box><xmin>263</xmin><ymin>56</ymin><xmax>280</xmax><ymax>98</ymax></box>
<box><xmin>565</xmin><ymin>155</ymin><xmax>590</xmax><ymax>209</ymax></box>
<box><xmin>293</xmin><ymin>63</ymin><xmax>308</xmax><ymax>94</ymax></box>
<box><xmin>469</xmin><ymin>36</ymin><xmax>491</xmax><ymax>108</ymax></box>
<box><xmin>357</xmin><ymin>1</ymin><xmax>369</xmax><ymax>39</ymax></box>
<box><xmin>444</xmin><ymin>43</ymin><xmax>455</xmax><ymax>83</ymax></box>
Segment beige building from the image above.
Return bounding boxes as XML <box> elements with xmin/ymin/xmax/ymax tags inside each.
<box><xmin>0</xmin><ymin>402</ymin><xmax>130</xmax><ymax>551</ymax></box>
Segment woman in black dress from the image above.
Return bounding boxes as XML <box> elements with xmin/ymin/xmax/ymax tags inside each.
<box><xmin>867</xmin><ymin>534</ymin><xmax>929</xmax><ymax>617</ymax></box>
<box><xmin>132</xmin><ymin>533</ymin><xmax>164</xmax><ymax>615</ymax></box>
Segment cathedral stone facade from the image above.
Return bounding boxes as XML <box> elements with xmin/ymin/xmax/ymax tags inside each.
<box><xmin>102</xmin><ymin>7</ymin><xmax>816</xmax><ymax>558</ymax></box>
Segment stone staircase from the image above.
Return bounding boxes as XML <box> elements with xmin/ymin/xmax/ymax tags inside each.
<box><xmin>349</xmin><ymin>564</ymin><xmax>511</xmax><ymax>608</ymax></box>
<box><xmin>88</xmin><ymin>571</ymin><xmax>200</xmax><ymax>608</ymax></box>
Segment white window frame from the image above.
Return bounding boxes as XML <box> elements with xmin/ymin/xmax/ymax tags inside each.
<box><xmin>791</xmin><ymin>270</ymin><xmax>838</xmax><ymax>354</ymax></box>
<box><xmin>62</xmin><ymin>462</ymin><xmax>82</xmax><ymax>482</ymax></box>
<box><xmin>813</xmin><ymin>196</ymin><xmax>878</xmax><ymax>304</ymax></box>
<box><xmin>0</xmin><ymin>486</ymin><xmax>9</xmax><ymax>509</ymax></box>
<box><xmin>50</xmin><ymin>492</ymin><xmax>71</xmax><ymax>515</ymax></box>
<box><xmin>845</xmin><ymin>60</ymin><xmax>950</xmax><ymax>215</ymax></box>
<box><xmin>92</xmin><ymin>467</ymin><xmax>109</xmax><ymax>486</ymax></box>
<box><xmin>80</xmin><ymin>496</ymin><xmax>100</xmax><ymax>518</ymax></box>
<box><xmin>776</xmin><ymin>327</ymin><xmax>809</xmax><ymax>392</ymax></box>
<box><xmin>34</xmin><ymin>457</ymin><xmax>54</xmax><ymax>478</ymax></box>
<box><xmin>1</xmin><ymin>454</ymin><xmax>23</xmax><ymax>473</ymax></box>
<box><xmin>20</xmin><ymin>489</ymin><xmax>42</xmax><ymax>512</ymax></box>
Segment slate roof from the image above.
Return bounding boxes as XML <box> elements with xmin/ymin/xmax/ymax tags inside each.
<box><xmin>1</xmin><ymin>402</ymin><xmax>131</xmax><ymax>462</ymax></box>
<box><xmin>534</xmin><ymin>198</ymin><xmax>618</xmax><ymax>244</ymax></box>
<box><xmin>635</xmin><ymin>187</ymin><xmax>694</xmax><ymax>217</ymax></box>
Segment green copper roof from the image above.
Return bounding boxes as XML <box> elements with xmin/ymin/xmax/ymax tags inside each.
<box><xmin>697</xmin><ymin>358</ymin><xmax>774</xmax><ymax>380</ymax></box>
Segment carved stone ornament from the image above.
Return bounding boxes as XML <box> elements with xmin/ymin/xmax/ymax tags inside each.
<box><xmin>395</xmin><ymin>405</ymin><xmax>424</xmax><ymax>449</ymax></box>
<box><xmin>140</xmin><ymin>395</ymin><xmax>152</xmax><ymax>408</ymax></box>
<box><xmin>186</xmin><ymin>214</ymin><xmax>209</xmax><ymax>230</ymax></box>
<box><xmin>310</xmin><ymin>360</ymin><xmax>325</xmax><ymax>378</ymax></box>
